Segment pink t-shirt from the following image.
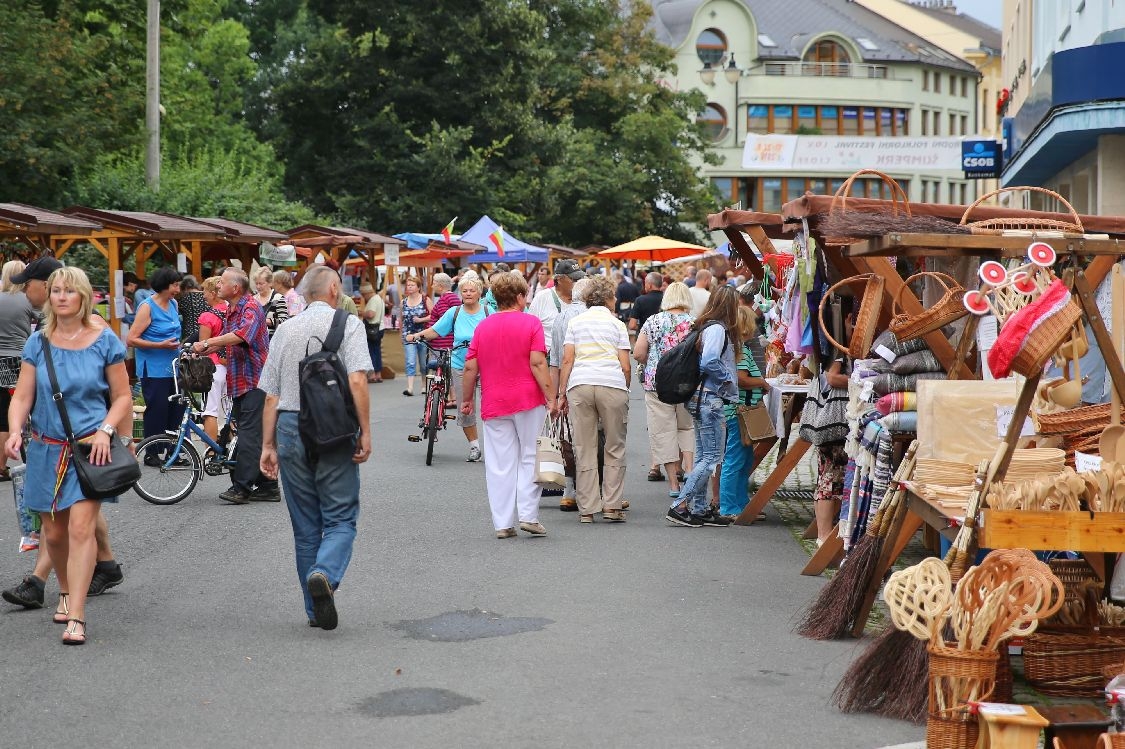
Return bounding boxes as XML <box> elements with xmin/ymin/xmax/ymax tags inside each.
<box><xmin>466</xmin><ymin>310</ymin><xmax>547</xmax><ymax>420</ymax></box>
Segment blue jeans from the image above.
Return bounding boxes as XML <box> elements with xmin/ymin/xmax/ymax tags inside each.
<box><xmin>675</xmin><ymin>392</ymin><xmax>727</xmax><ymax>516</ymax></box>
<box><xmin>275</xmin><ymin>412</ymin><xmax>361</xmax><ymax>621</ymax></box>
<box><xmin>367</xmin><ymin>328</ymin><xmax>383</xmax><ymax>373</ymax></box>
<box><xmin>719</xmin><ymin>414</ymin><xmax>754</xmax><ymax>516</ymax></box>
<box><xmin>402</xmin><ymin>339</ymin><xmax>425</xmax><ymax>376</ymax></box>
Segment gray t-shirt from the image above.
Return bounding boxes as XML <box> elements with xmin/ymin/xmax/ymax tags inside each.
<box><xmin>0</xmin><ymin>292</ymin><xmax>37</xmax><ymax>357</ymax></box>
<box><xmin>258</xmin><ymin>301</ymin><xmax>373</xmax><ymax>411</ymax></box>
<box><xmin>549</xmin><ymin>300</ymin><xmax>587</xmax><ymax>369</ymax></box>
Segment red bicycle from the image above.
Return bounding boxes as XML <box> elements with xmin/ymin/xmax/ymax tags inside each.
<box><xmin>406</xmin><ymin>340</ymin><xmax>467</xmax><ymax>465</ymax></box>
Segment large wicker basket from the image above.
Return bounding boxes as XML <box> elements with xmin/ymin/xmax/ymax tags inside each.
<box><xmin>889</xmin><ymin>271</ymin><xmax>969</xmax><ymax>341</ymax></box>
<box><xmin>926</xmin><ymin>642</ymin><xmax>998</xmax><ymax>749</ymax></box>
<box><xmin>1023</xmin><ymin>630</ymin><xmax>1125</xmax><ymax>697</ymax></box>
<box><xmin>1009</xmin><ymin>298</ymin><xmax>1083</xmax><ymax>378</ymax></box>
<box><xmin>818</xmin><ymin>273</ymin><xmax>885</xmax><ymax>358</ymax></box>
<box><xmin>960</xmin><ymin>186</ymin><xmax>1085</xmax><ymax>234</ymax></box>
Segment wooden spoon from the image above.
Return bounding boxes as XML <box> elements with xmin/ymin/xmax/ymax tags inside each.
<box><xmin>1102</xmin><ymin>266</ymin><xmax>1125</xmax><ymax>458</ymax></box>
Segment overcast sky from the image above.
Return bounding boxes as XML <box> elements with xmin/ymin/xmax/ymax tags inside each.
<box><xmin>956</xmin><ymin>0</ymin><xmax>1002</xmax><ymax>29</ymax></box>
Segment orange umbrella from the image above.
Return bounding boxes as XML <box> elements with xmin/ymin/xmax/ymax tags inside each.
<box><xmin>597</xmin><ymin>235</ymin><xmax>713</xmax><ymax>262</ymax></box>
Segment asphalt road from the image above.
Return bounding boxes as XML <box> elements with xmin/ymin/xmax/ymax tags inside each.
<box><xmin>0</xmin><ymin>378</ymin><xmax>924</xmax><ymax>747</ymax></box>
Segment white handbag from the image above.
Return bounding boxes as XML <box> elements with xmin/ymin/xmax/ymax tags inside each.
<box><xmin>535</xmin><ymin>416</ymin><xmax>566</xmax><ymax>489</ymax></box>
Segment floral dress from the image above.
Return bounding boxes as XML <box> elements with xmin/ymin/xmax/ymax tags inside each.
<box><xmin>638</xmin><ymin>310</ymin><xmax>694</xmax><ymax>391</ymax></box>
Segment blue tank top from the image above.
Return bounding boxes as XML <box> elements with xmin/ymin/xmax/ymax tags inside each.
<box><xmin>135</xmin><ymin>296</ymin><xmax>181</xmax><ymax>378</ymax></box>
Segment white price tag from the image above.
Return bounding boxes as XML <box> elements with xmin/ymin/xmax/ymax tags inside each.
<box><xmin>874</xmin><ymin>344</ymin><xmax>897</xmax><ymax>363</ymax></box>
<box><xmin>995</xmin><ymin>405</ymin><xmax>1036</xmax><ymax>439</ymax></box>
<box><xmin>977</xmin><ymin>702</ymin><xmax>1027</xmax><ymax>716</ymax></box>
<box><xmin>383</xmin><ymin>242</ymin><xmax>399</xmax><ymax>266</ymax></box>
<box><xmin>1075</xmin><ymin>451</ymin><xmax>1103</xmax><ymax>473</ymax></box>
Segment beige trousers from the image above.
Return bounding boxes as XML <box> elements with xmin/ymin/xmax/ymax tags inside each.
<box><xmin>568</xmin><ymin>384</ymin><xmax>629</xmax><ymax>515</ymax></box>
<box><xmin>643</xmin><ymin>391</ymin><xmax>694</xmax><ymax>465</ymax></box>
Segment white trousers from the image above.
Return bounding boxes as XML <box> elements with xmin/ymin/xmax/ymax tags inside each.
<box><xmin>483</xmin><ymin>405</ymin><xmax>546</xmax><ymax>530</ymax></box>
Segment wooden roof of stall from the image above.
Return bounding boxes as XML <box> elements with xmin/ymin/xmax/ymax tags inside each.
<box><xmin>193</xmin><ymin>217</ymin><xmax>288</xmax><ymax>243</ymax></box>
<box><xmin>62</xmin><ymin>207</ymin><xmax>226</xmax><ymax>239</ymax></box>
<box><xmin>0</xmin><ymin>203</ymin><xmax>102</xmax><ymax>236</ymax></box>
<box><xmin>286</xmin><ymin>224</ymin><xmax>404</xmax><ymax>248</ymax></box>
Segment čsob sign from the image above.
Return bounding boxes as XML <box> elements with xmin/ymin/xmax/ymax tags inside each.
<box><xmin>962</xmin><ymin>140</ymin><xmax>1002</xmax><ymax>178</ymax></box>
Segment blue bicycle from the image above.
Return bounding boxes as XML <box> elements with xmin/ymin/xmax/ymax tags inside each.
<box><xmin>133</xmin><ymin>350</ymin><xmax>237</xmax><ymax>505</ymax></box>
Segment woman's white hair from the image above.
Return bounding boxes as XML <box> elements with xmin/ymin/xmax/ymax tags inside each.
<box><xmin>433</xmin><ymin>272</ymin><xmax>453</xmax><ymax>290</ymax></box>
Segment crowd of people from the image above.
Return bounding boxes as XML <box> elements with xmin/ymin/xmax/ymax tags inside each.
<box><xmin>0</xmin><ymin>253</ymin><xmax>768</xmax><ymax>640</ymax></box>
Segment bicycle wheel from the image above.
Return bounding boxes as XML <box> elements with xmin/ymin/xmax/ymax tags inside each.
<box><xmin>425</xmin><ymin>383</ymin><xmax>444</xmax><ymax>466</ymax></box>
<box><xmin>133</xmin><ymin>435</ymin><xmax>200</xmax><ymax>505</ymax></box>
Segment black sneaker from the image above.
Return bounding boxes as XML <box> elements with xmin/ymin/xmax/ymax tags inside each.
<box><xmin>88</xmin><ymin>562</ymin><xmax>124</xmax><ymax>596</ymax></box>
<box><xmin>700</xmin><ymin>509</ymin><xmax>731</xmax><ymax>527</ymax></box>
<box><xmin>2</xmin><ymin>575</ymin><xmax>45</xmax><ymax>608</ymax></box>
<box><xmin>219</xmin><ymin>486</ymin><xmax>250</xmax><ymax>505</ymax></box>
<box><xmin>307</xmin><ymin>572</ymin><xmax>338</xmax><ymax>631</ymax></box>
<box><xmin>666</xmin><ymin>507</ymin><xmax>702</xmax><ymax>527</ymax></box>
<box><xmin>248</xmin><ymin>484</ymin><xmax>281</xmax><ymax>502</ymax></box>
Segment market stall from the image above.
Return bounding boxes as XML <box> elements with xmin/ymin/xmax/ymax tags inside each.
<box><xmin>730</xmin><ymin>174</ymin><xmax>1125</xmax><ymax>747</ymax></box>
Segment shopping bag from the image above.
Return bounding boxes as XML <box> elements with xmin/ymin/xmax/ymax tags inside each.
<box><xmin>737</xmin><ymin>401</ymin><xmax>775</xmax><ymax>446</ymax></box>
<box><xmin>11</xmin><ymin>464</ymin><xmax>37</xmax><ymax>552</ymax></box>
<box><xmin>535</xmin><ymin>417</ymin><xmax>566</xmax><ymax>489</ymax></box>
<box><xmin>558</xmin><ymin>416</ymin><xmax>576</xmax><ymax>478</ymax></box>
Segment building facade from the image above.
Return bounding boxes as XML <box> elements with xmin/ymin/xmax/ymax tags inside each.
<box><xmin>650</xmin><ymin>0</ymin><xmax>986</xmax><ymax>217</ymax></box>
<box><xmin>1001</xmin><ymin>1</ymin><xmax>1125</xmax><ymax>216</ymax></box>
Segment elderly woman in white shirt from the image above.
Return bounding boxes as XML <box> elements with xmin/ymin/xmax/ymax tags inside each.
<box><xmin>558</xmin><ymin>275</ymin><xmax>631</xmax><ymax>524</ymax></box>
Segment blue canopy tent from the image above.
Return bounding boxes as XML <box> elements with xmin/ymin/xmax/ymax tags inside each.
<box><xmin>458</xmin><ymin>215</ymin><xmax>548</xmax><ymax>264</ymax></box>
<box><xmin>394</xmin><ymin>232</ymin><xmax>459</xmax><ymax>250</ymax></box>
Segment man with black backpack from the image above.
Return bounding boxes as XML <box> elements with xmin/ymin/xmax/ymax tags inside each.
<box><xmin>258</xmin><ymin>265</ymin><xmax>373</xmax><ymax>631</ymax></box>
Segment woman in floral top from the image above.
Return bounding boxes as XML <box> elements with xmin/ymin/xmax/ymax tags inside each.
<box><xmin>633</xmin><ymin>281</ymin><xmax>695</xmax><ymax>496</ymax></box>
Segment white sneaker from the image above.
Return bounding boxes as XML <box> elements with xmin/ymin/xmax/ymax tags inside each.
<box><xmin>466</xmin><ymin>446</ymin><xmax>482</xmax><ymax>462</ymax></box>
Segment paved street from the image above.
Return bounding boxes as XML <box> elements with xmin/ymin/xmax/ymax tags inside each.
<box><xmin>0</xmin><ymin>378</ymin><xmax>924</xmax><ymax>747</ymax></box>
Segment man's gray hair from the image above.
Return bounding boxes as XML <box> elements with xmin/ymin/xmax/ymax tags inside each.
<box><xmin>222</xmin><ymin>267</ymin><xmax>250</xmax><ymax>294</ymax></box>
<box><xmin>645</xmin><ymin>271</ymin><xmax>664</xmax><ymax>289</ymax></box>
<box><xmin>298</xmin><ymin>265</ymin><xmax>341</xmax><ymax>301</ymax></box>
<box><xmin>433</xmin><ymin>272</ymin><xmax>453</xmax><ymax>290</ymax></box>
<box><xmin>572</xmin><ymin>277</ymin><xmax>592</xmax><ymax>303</ymax></box>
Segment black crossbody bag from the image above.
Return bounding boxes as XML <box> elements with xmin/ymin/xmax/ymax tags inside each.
<box><xmin>41</xmin><ymin>339</ymin><xmax>140</xmax><ymax>499</ymax></box>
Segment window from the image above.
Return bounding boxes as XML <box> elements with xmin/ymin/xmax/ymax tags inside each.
<box><xmin>711</xmin><ymin>177</ymin><xmax>735</xmax><ymax>206</ymax></box>
<box><xmin>934</xmin><ymin>73</ymin><xmax>941</xmax><ymax>94</ymax></box>
<box><xmin>803</xmin><ymin>38</ymin><xmax>851</xmax><ymax>76</ymax></box>
<box><xmin>758</xmin><ymin>34</ymin><xmax>777</xmax><ymax>48</ymax></box>
<box><xmin>959</xmin><ymin>182</ymin><xmax>968</xmax><ymax>206</ymax></box>
<box><xmin>961</xmin><ymin>114</ymin><xmax>968</xmax><ymax>135</ymax></box>
<box><xmin>773</xmin><ymin>105</ymin><xmax>794</xmax><ymax>133</ymax></box>
<box><xmin>949</xmin><ymin>112</ymin><xmax>957</xmax><ymax>135</ymax></box>
<box><xmin>857</xmin><ymin>38</ymin><xmax>879</xmax><ymax>51</ymax></box>
<box><xmin>762</xmin><ymin>178</ymin><xmax>784</xmax><ymax>212</ymax></box>
<box><xmin>896</xmin><ymin>109</ymin><xmax>909</xmax><ymax>136</ymax></box>
<box><xmin>880</xmin><ymin>108</ymin><xmax>892</xmax><ymax>135</ymax></box>
<box><xmin>950</xmin><ymin>75</ymin><xmax>957</xmax><ymax>95</ymax></box>
<box><xmin>842</xmin><ymin>106</ymin><xmax>859</xmax><ymax>135</ymax></box>
<box><xmin>862</xmin><ymin>107</ymin><xmax>876</xmax><ymax>135</ymax></box>
<box><xmin>961</xmin><ymin>77</ymin><xmax>968</xmax><ymax>97</ymax></box>
<box><xmin>932</xmin><ymin>111</ymin><xmax>940</xmax><ymax>135</ymax></box>
<box><xmin>747</xmin><ymin>105</ymin><xmax>768</xmax><ymax>133</ymax></box>
<box><xmin>809</xmin><ymin>179</ymin><xmax>827</xmax><ymax>195</ymax></box>
<box><xmin>820</xmin><ymin>105</ymin><xmax>839</xmax><ymax>134</ymax></box>
<box><xmin>701</xmin><ymin>103</ymin><xmax>727</xmax><ymax>142</ymax></box>
<box><xmin>921</xmin><ymin>109</ymin><xmax>929</xmax><ymax>136</ymax></box>
<box><xmin>696</xmin><ymin>28</ymin><xmax>727</xmax><ymax>65</ymax></box>
<box><xmin>923</xmin><ymin>70</ymin><xmax>930</xmax><ymax>91</ymax></box>
<box><xmin>797</xmin><ymin>105</ymin><xmax>817</xmax><ymax>132</ymax></box>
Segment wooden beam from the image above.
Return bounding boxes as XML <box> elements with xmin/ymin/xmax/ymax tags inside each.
<box><xmin>850</xmin><ymin>232</ymin><xmax>1125</xmax><ymax>257</ymax></box>
<box><xmin>723</xmin><ymin>227</ymin><xmax>766</xmax><ymax>281</ymax></box>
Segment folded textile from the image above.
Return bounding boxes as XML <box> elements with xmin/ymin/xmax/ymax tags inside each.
<box><xmin>871</xmin><ymin>371</ymin><xmax>946</xmax><ymax>397</ymax></box>
<box><xmin>870</xmin><ymin>329</ymin><xmax>929</xmax><ymax>359</ymax></box>
<box><xmin>891</xmin><ymin>350</ymin><xmax>942</xmax><ymax>376</ymax></box>
<box><xmin>875</xmin><ymin>391</ymin><xmax>917</xmax><ymax>416</ymax></box>
<box><xmin>880</xmin><ymin>411</ymin><xmax>918</xmax><ymax>432</ymax></box>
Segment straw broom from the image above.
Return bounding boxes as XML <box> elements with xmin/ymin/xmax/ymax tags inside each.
<box><xmin>832</xmin><ymin>460</ymin><xmax>992</xmax><ymax>722</ymax></box>
<box><xmin>794</xmin><ymin>441</ymin><xmax>918</xmax><ymax>640</ymax></box>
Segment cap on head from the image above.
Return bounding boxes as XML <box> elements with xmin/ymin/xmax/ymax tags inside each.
<box><xmin>11</xmin><ymin>256</ymin><xmax>63</xmax><ymax>285</ymax></box>
<box><xmin>552</xmin><ymin>259</ymin><xmax>586</xmax><ymax>281</ymax></box>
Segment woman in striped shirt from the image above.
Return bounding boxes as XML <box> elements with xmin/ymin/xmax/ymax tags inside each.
<box><xmin>718</xmin><ymin>306</ymin><xmax>770</xmax><ymax>519</ymax></box>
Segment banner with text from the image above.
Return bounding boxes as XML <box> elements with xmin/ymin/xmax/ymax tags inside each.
<box><xmin>741</xmin><ymin>134</ymin><xmax>963</xmax><ymax>172</ymax></box>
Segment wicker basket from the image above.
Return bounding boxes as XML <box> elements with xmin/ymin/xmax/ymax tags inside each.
<box><xmin>1023</xmin><ymin>630</ymin><xmax>1125</xmax><ymax>697</ymax></box>
<box><xmin>960</xmin><ymin>186</ymin><xmax>1085</xmax><ymax>234</ymax></box>
<box><xmin>1009</xmin><ymin>298</ymin><xmax>1083</xmax><ymax>378</ymax></box>
<box><xmin>926</xmin><ymin>710</ymin><xmax>980</xmax><ymax>749</ymax></box>
<box><xmin>829</xmin><ymin>169</ymin><xmax>912</xmax><ymax>217</ymax></box>
<box><xmin>889</xmin><ymin>271</ymin><xmax>969</xmax><ymax>341</ymax></box>
<box><xmin>1100</xmin><ymin>733</ymin><xmax>1125</xmax><ymax>748</ymax></box>
<box><xmin>1038</xmin><ymin>403</ymin><xmax>1114</xmax><ymax>436</ymax></box>
<box><xmin>993</xmin><ymin>646</ymin><xmax>1013</xmax><ymax>703</ymax></box>
<box><xmin>818</xmin><ymin>273</ymin><xmax>885</xmax><ymax>358</ymax></box>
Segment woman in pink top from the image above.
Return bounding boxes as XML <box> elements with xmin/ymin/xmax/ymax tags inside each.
<box><xmin>461</xmin><ymin>273</ymin><xmax>556</xmax><ymax>539</ymax></box>
<box><xmin>197</xmin><ymin>276</ymin><xmax>230</xmax><ymax>443</ymax></box>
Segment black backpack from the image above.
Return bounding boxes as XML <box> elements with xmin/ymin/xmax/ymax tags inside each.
<box><xmin>654</xmin><ymin>320</ymin><xmax>729</xmax><ymax>405</ymax></box>
<box><xmin>298</xmin><ymin>309</ymin><xmax>360</xmax><ymax>460</ymax></box>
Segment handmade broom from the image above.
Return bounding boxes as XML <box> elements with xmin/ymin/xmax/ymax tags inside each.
<box><xmin>832</xmin><ymin>459</ymin><xmax>992</xmax><ymax>723</ymax></box>
<box><xmin>794</xmin><ymin>441</ymin><xmax>919</xmax><ymax>640</ymax></box>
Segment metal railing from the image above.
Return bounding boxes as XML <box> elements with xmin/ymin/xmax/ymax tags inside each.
<box><xmin>759</xmin><ymin>62</ymin><xmax>893</xmax><ymax>79</ymax></box>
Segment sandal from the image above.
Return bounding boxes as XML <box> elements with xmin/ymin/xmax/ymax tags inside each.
<box><xmin>646</xmin><ymin>468</ymin><xmax>664</xmax><ymax>482</ymax></box>
<box><xmin>62</xmin><ymin>618</ymin><xmax>86</xmax><ymax>645</ymax></box>
<box><xmin>53</xmin><ymin>593</ymin><xmax>69</xmax><ymax>624</ymax></box>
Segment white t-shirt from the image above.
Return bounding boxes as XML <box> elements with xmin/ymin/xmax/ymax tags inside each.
<box><xmin>689</xmin><ymin>287</ymin><xmax>711</xmax><ymax>318</ymax></box>
<box><xmin>563</xmin><ymin>306</ymin><xmax>630</xmax><ymax>392</ymax></box>
<box><xmin>529</xmin><ymin>289</ymin><xmax>563</xmax><ymax>351</ymax></box>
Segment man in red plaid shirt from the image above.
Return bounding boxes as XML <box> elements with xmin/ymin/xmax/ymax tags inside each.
<box><xmin>192</xmin><ymin>268</ymin><xmax>275</xmax><ymax>504</ymax></box>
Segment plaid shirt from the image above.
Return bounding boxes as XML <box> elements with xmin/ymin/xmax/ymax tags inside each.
<box><xmin>221</xmin><ymin>294</ymin><xmax>269</xmax><ymax>398</ymax></box>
